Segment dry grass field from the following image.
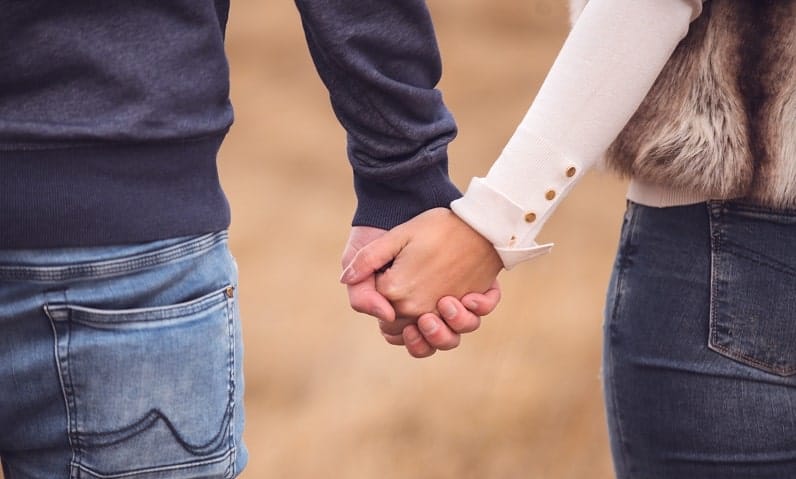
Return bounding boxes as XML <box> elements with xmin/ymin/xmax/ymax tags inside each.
<box><xmin>0</xmin><ymin>2</ymin><xmax>628</xmax><ymax>478</ymax></box>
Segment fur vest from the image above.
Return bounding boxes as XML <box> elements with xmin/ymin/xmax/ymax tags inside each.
<box><xmin>570</xmin><ymin>0</ymin><xmax>796</xmax><ymax>207</ymax></box>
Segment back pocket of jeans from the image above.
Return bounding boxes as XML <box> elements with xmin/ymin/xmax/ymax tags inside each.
<box><xmin>45</xmin><ymin>286</ymin><xmax>239</xmax><ymax>478</ymax></box>
<box><xmin>709</xmin><ymin>205</ymin><xmax>796</xmax><ymax>377</ymax></box>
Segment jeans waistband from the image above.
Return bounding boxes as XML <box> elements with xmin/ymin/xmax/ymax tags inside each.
<box><xmin>0</xmin><ymin>230</ymin><xmax>228</xmax><ymax>282</ymax></box>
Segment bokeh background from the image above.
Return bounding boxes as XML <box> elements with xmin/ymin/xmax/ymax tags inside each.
<box><xmin>225</xmin><ymin>1</ymin><xmax>627</xmax><ymax>478</ymax></box>
<box><xmin>0</xmin><ymin>2</ymin><xmax>629</xmax><ymax>479</ymax></box>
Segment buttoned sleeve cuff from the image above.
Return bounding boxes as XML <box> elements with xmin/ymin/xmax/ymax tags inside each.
<box><xmin>451</xmin><ymin>178</ymin><xmax>554</xmax><ymax>270</ymax></box>
<box><xmin>450</xmin><ymin>130</ymin><xmax>584</xmax><ymax>270</ymax></box>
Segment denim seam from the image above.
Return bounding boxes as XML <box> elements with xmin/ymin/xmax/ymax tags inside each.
<box><xmin>719</xmin><ymin>243</ymin><xmax>796</xmax><ymax>276</ymax></box>
<box><xmin>605</xmin><ymin>202</ymin><xmax>636</xmax><ymax>478</ymax></box>
<box><xmin>722</xmin><ymin>200</ymin><xmax>796</xmax><ymax>216</ymax></box>
<box><xmin>0</xmin><ymin>231</ymin><xmax>228</xmax><ymax>282</ymax></box>
<box><xmin>44</xmin><ymin>301</ymin><xmax>80</xmax><ymax>479</ymax></box>
<box><xmin>226</xmin><ymin>293</ymin><xmax>237</xmax><ymax>479</ymax></box>
<box><xmin>707</xmin><ymin>203</ymin><xmax>727</xmax><ymax>376</ymax></box>
<box><xmin>50</xmin><ymin>287</ymin><xmax>231</xmax><ymax>326</ymax></box>
<box><xmin>71</xmin><ymin>448</ymin><xmax>235</xmax><ymax>479</ymax></box>
<box><xmin>708</xmin><ymin>343</ymin><xmax>796</xmax><ymax>376</ymax></box>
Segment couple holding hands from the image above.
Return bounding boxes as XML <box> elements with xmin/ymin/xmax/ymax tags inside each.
<box><xmin>326</xmin><ymin>1</ymin><xmax>796</xmax><ymax>477</ymax></box>
<box><xmin>2</xmin><ymin>0</ymin><xmax>794</xmax><ymax>477</ymax></box>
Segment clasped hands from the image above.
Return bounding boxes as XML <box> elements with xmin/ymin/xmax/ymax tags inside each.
<box><xmin>340</xmin><ymin>208</ymin><xmax>504</xmax><ymax>358</ymax></box>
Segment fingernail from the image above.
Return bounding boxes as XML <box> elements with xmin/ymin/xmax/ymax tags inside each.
<box><xmin>464</xmin><ymin>299</ymin><xmax>478</xmax><ymax>310</ymax></box>
<box><xmin>372</xmin><ymin>307</ymin><xmax>386</xmax><ymax>320</ymax></box>
<box><xmin>418</xmin><ymin>317</ymin><xmax>438</xmax><ymax>335</ymax></box>
<box><xmin>339</xmin><ymin>266</ymin><xmax>355</xmax><ymax>283</ymax></box>
<box><xmin>440</xmin><ymin>299</ymin><xmax>457</xmax><ymax>320</ymax></box>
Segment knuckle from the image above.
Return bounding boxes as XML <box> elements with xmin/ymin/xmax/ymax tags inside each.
<box><xmin>403</xmin><ymin>327</ymin><xmax>436</xmax><ymax>358</ymax></box>
<box><xmin>376</xmin><ymin>277</ymin><xmax>404</xmax><ymax>301</ymax></box>
<box><xmin>348</xmin><ymin>297</ymin><xmax>373</xmax><ymax>315</ymax></box>
<box><xmin>423</xmin><ymin>323</ymin><xmax>460</xmax><ymax>350</ymax></box>
<box><xmin>394</xmin><ymin>300</ymin><xmax>427</xmax><ymax>319</ymax></box>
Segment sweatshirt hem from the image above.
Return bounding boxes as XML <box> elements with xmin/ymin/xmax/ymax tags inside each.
<box><xmin>0</xmin><ymin>135</ymin><xmax>231</xmax><ymax>248</ymax></box>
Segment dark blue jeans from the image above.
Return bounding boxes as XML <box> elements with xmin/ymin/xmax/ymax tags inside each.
<box><xmin>604</xmin><ymin>201</ymin><xmax>796</xmax><ymax>478</ymax></box>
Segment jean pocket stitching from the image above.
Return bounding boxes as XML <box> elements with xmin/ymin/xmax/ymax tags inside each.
<box><xmin>77</xmin><ymin>408</ymin><xmax>232</xmax><ymax>454</ymax></box>
<box><xmin>708</xmin><ymin>270</ymin><xmax>796</xmax><ymax>376</ymax></box>
<box><xmin>720</xmin><ymin>242</ymin><xmax>796</xmax><ymax>276</ymax></box>
<box><xmin>72</xmin><ymin>448</ymin><xmax>236</xmax><ymax>479</ymax></box>
<box><xmin>46</xmin><ymin>286</ymin><xmax>238</xmax><ymax>477</ymax></box>
<box><xmin>708</xmin><ymin>224</ymin><xmax>796</xmax><ymax>376</ymax></box>
<box><xmin>708</xmin><ymin>342</ymin><xmax>796</xmax><ymax>376</ymax></box>
<box><xmin>45</xmin><ymin>286</ymin><xmax>234</xmax><ymax>326</ymax></box>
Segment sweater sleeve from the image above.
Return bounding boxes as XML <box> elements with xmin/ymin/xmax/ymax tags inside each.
<box><xmin>294</xmin><ymin>0</ymin><xmax>461</xmax><ymax>229</ymax></box>
<box><xmin>451</xmin><ymin>0</ymin><xmax>703</xmax><ymax>269</ymax></box>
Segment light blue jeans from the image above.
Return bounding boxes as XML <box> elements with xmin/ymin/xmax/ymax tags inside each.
<box><xmin>0</xmin><ymin>231</ymin><xmax>246</xmax><ymax>479</ymax></box>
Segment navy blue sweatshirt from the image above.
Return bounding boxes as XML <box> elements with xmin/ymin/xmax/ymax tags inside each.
<box><xmin>0</xmin><ymin>0</ymin><xmax>460</xmax><ymax>248</ymax></box>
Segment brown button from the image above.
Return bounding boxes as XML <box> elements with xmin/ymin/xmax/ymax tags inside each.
<box><xmin>225</xmin><ymin>286</ymin><xmax>235</xmax><ymax>298</ymax></box>
<box><xmin>545</xmin><ymin>190</ymin><xmax>556</xmax><ymax>201</ymax></box>
<box><xmin>524</xmin><ymin>212</ymin><xmax>536</xmax><ymax>223</ymax></box>
<box><xmin>566</xmin><ymin>166</ymin><xmax>577</xmax><ymax>178</ymax></box>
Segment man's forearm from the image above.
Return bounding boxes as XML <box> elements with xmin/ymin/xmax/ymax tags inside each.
<box><xmin>295</xmin><ymin>0</ymin><xmax>461</xmax><ymax>229</ymax></box>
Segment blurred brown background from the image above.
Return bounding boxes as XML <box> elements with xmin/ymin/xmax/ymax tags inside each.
<box><xmin>0</xmin><ymin>2</ymin><xmax>628</xmax><ymax>479</ymax></box>
<box><xmin>224</xmin><ymin>1</ymin><xmax>627</xmax><ymax>478</ymax></box>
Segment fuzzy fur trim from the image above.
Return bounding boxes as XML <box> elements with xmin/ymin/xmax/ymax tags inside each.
<box><xmin>588</xmin><ymin>0</ymin><xmax>796</xmax><ymax>207</ymax></box>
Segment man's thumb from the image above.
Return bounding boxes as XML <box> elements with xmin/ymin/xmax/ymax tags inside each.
<box><xmin>339</xmin><ymin>234</ymin><xmax>403</xmax><ymax>284</ymax></box>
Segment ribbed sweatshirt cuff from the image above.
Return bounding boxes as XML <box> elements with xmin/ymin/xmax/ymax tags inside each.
<box><xmin>352</xmin><ymin>161</ymin><xmax>462</xmax><ymax>229</ymax></box>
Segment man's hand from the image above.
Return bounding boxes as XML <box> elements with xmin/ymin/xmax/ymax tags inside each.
<box><xmin>341</xmin><ymin>226</ymin><xmax>396</xmax><ymax>322</ymax></box>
